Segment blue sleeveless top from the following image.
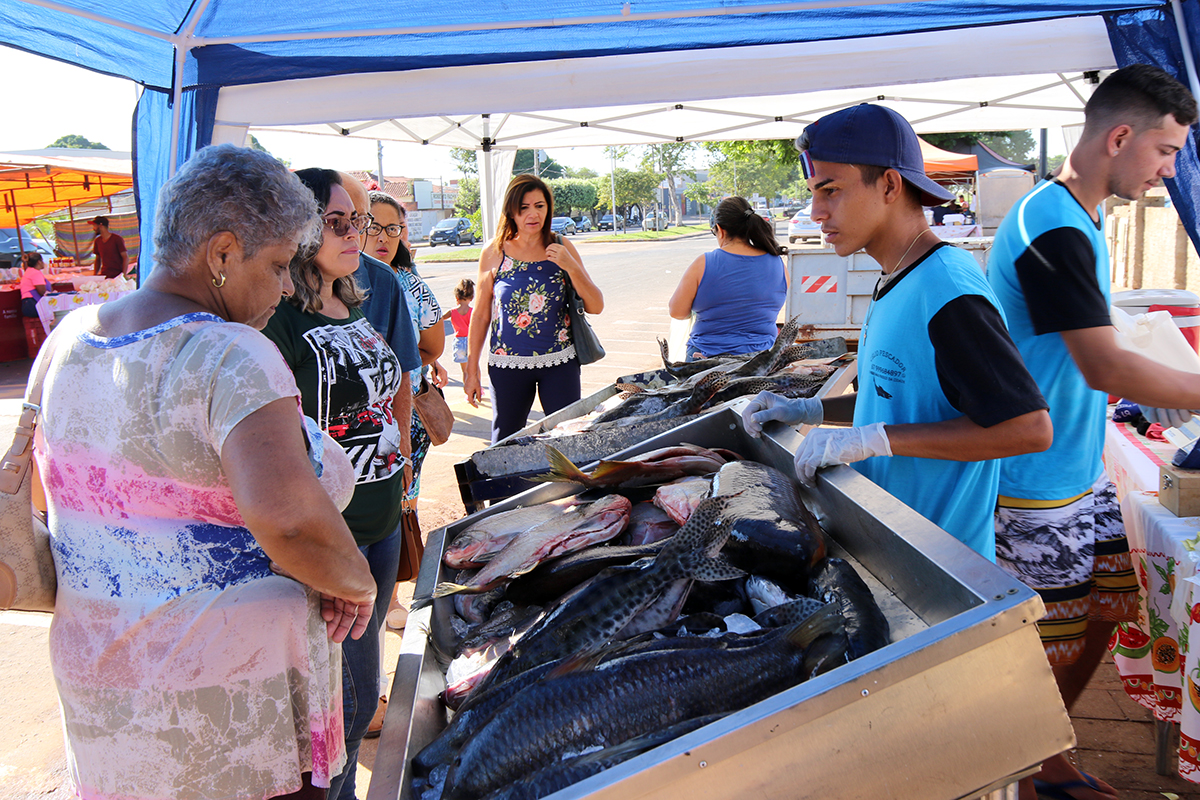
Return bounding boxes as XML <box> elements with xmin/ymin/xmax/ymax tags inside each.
<box><xmin>489</xmin><ymin>253</ymin><xmax>576</xmax><ymax>369</ymax></box>
<box><xmin>689</xmin><ymin>249</ymin><xmax>787</xmax><ymax>356</ymax></box>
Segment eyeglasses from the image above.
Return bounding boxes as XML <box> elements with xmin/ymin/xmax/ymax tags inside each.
<box><xmin>323</xmin><ymin>214</ymin><xmax>370</xmax><ymax>237</ymax></box>
<box><xmin>365</xmin><ymin>222</ymin><xmax>405</xmax><ymax>238</ymax></box>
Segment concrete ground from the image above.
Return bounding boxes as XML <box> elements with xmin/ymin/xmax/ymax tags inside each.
<box><xmin>1</xmin><ymin>229</ymin><xmax>1197</xmax><ymax>798</ymax></box>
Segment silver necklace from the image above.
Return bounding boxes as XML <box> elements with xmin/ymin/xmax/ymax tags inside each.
<box><xmin>865</xmin><ymin>229</ymin><xmax>932</xmax><ymax>332</ymax></box>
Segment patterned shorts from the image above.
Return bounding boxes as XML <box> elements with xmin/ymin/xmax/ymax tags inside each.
<box><xmin>995</xmin><ymin>476</ymin><xmax>1138</xmax><ymax>666</ymax></box>
<box><xmin>453</xmin><ymin>336</ymin><xmax>468</xmax><ymax>363</ymax></box>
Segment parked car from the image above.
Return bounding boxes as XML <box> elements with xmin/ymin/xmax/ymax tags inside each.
<box><xmin>756</xmin><ymin>207</ymin><xmax>774</xmax><ymax>225</ymax></box>
<box><xmin>574</xmin><ymin>216</ymin><xmax>593</xmax><ymax>233</ymax></box>
<box><xmin>0</xmin><ymin>228</ymin><xmax>55</xmax><ymax>271</ymax></box>
<box><xmin>641</xmin><ymin>212</ymin><xmax>670</xmax><ymax>231</ymax></box>
<box><xmin>428</xmin><ymin>217</ymin><xmax>475</xmax><ymax>247</ymax></box>
<box><xmin>549</xmin><ymin>216</ymin><xmax>577</xmax><ymax>236</ymax></box>
<box><xmin>787</xmin><ymin>204</ymin><xmax>822</xmax><ymax>243</ymax></box>
<box><xmin>598</xmin><ymin>214</ymin><xmax>626</xmax><ymax>231</ymax></box>
<box><xmin>783</xmin><ymin>204</ymin><xmax>805</xmax><ymax>218</ymax></box>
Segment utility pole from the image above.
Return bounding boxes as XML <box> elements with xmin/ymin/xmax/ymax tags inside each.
<box><xmin>376</xmin><ymin>140</ymin><xmax>384</xmax><ymax>188</ymax></box>
<box><xmin>440</xmin><ymin>176</ymin><xmax>446</xmax><ymax>210</ymax></box>
<box><xmin>534</xmin><ymin>150</ymin><xmax>541</xmax><ymax>179</ymax></box>
<box><xmin>610</xmin><ymin>149</ymin><xmax>619</xmax><ymax>234</ymax></box>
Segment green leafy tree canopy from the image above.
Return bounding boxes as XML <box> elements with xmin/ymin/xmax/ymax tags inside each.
<box><xmin>513</xmin><ymin>150</ymin><xmax>564</xmax><ymax>179</ymax></box>
<box><xmin>547</xmin><ymin>178</ymin><xmax>598</xmax><ymax>216</ymax></box>
<box><xmin>451</xmin><ymin>148</ymin><xmax>478</xmax><ymax>176</ymax></box>
<box><xmin>455</xmin><ymin>176</ymin><xmax>481</xmax><ymax>216</ymax></box>
<box><xmin>921</xmin><ymin>131</ymin><xmax>1036</xmax><ymax>165</ymax></box>
<box><xmin>48</xmin><ymin>134</ymin><xmax>109</xmax><ymax>150</ymax></box>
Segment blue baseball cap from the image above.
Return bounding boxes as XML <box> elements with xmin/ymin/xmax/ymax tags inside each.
<box><xmin>794</xmin><ymin>104</ymin><xmax>954</xmax><ymax>206</ymax></box>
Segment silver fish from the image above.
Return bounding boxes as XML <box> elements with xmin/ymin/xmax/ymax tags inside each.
<box><xmin>431</xmin><ymin>495</ymin><xmax>632</xmax><ymax>599</ymax></box>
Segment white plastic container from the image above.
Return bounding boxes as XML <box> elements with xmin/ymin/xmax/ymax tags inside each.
<box><xmin>1112</xmin><ymin>289</ymin><xmax>1200</xmax><ymax>353</ymax></box>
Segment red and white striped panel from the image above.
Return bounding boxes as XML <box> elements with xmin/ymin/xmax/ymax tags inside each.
<box><xmin>799</xmin><ymin>275</ymin><xmax>838</xmax><ymax>293</ymax></box>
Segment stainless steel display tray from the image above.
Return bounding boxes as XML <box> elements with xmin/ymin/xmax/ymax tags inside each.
<box><xmin>369</xmin><ymin>403</ymin><xmax>1072</xmax><ymax>800</ymax></box>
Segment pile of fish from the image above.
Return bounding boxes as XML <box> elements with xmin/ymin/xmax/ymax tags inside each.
<box><xmin>412</xmin><ymin>454</ymin><xmax>891</xmax><ymax>800</ymax></box>
<box><xmin>506</xmin><ymin>318</ymin><xmax>850</xmax><ymax>439</ymax></box>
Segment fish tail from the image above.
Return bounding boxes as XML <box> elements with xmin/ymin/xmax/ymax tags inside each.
<box><xmin>784</xmin><ymin>603</ymin><xmax>846</xmax><ymax>649</ymax></box>
<box><xmin>658</xmin><ymin>337</ymin><xmax>672</xmax><ymax>366</ymax></box>
<box><xmin>431</xmin><ymin>581</ymin><xmax>480</xmax><ymax>599</ymax></box>
<box><xmin>538</xmin><ymin>445</ymin><xmax>593</xmax><ymax>485</ymax></box>
<box><xmin>656</xmin><ymin>494</ymin><xmax>738</xmax><ymax>562</ymax></box>
<box><xmin>681</xmin><ymin>552</ymin><xmax>745</xmax><ymax>582</ymax></box>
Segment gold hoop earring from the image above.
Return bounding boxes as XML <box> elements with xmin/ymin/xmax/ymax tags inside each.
<box><xmin>212</xmin><ymin>273</ymin><xmax>227</xmax><ymax>288</ymax></box>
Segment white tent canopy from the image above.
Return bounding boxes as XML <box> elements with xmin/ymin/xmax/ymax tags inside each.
<box><xmin>212</xmin><ymin>15</ymin><xmax>1117</xmax><ymax>229</ymax></box>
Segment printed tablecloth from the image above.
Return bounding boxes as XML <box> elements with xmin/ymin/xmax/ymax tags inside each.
<box><xmin>1104</xmin><ymin>416</ymin><xmax>1200</xmax><ymax>782</ymax></box>
<box><xmin>35</xmin><ymin>290</ymin><xmax>115</xmax><ymax>334</ymax></box>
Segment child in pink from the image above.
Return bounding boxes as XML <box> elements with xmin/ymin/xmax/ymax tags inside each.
<box><xmin>441</xmin><ymin>278</ymin><xmax>475</xmax><ymax>381</ymax></box>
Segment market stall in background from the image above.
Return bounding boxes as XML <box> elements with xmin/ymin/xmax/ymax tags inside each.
<box><xmin>0</xmin><ymin>150</ymin><xmax>136</xmax><ymax>361</ymax></box>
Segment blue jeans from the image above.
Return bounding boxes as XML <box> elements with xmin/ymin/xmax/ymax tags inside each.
<box><xmin>488</xmin><ymin>359</ymin><xmax>581</xmax><ymax>444</ymax></box>
<box><xmin>327</xmin><ymin>530</ymin><xmax>402</xmax><ymax>800</ymax></box>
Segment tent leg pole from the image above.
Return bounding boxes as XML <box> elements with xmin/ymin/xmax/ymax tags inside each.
<box><xmin>480</xmin><ymin>115</ymin><xmax>494</xmax><ymax>242</ymax></box>
<box><xmin>67</xmin><ymin>200</ymin><xmax>79</xmax><ymax>266</ymax></box>
<box><xmin>1172</xmin><ymin>0</ymin><xmax>1200</xmax><ymax>99</ymax></box>
<box><xmin>168</xmin><ymin>44</ymin><xmax>186</xmax><ymax>179</ymax></box>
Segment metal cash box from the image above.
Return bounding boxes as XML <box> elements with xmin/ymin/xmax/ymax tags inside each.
<box><xmin>369</xmin><ymin>404</ymin><xmax>1072</xmax><ymax>800</ymax></box>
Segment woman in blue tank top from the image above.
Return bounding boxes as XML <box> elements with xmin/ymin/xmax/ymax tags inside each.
<box><xmin>669</xmin><ymin>196</ymin><xmax>787</xmax><ymax>360</ymax></box>
<box><xmin>463</xmin><ymin>175</ymin><xmax>604</xmax><ymax>443</ymax></box>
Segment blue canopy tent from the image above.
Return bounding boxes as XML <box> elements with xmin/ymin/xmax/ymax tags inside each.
<box><xmin>1</xmin><ymin>0</ymin><xmax>1197</xmax><ymax>274</ymax></box>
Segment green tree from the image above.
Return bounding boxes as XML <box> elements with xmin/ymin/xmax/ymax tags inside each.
<box><xmin>48</xmin><ymin>134</ymin><xmax>109</xmax><ymax>150</ymax></box>
<box><xmin>640</xmin><ymin>143</ymin><xmax>696</xmax><ymax>224</ymax></box>
<box><xmin>451</xmin><ymin>148</ymin><xmax>478</xmax><ymax>176</ymax></box>
<box><xmin>547</xmin><ymin>178</ymin><xmax>598</xmax><ymax>217</ymax></box>
<box><xmin>455</xmin><ymin>177</ymin><xmax>481</xmax><ymax>215</ymax></box>
<box><xmin>512</xmin><ymin>150</ymin><xmax>564</xmax><ymax>179</ymax></box>
<box><xmin>591</xmin><ymin>168</ymin><xmax>659</xmax><ymax>219</ymax></box>
<box><xmin>565</xmin><ymin>166</ymin><xmax>598</xmax><ymax>179</ymax></box>
<box><xmin>922</xmin><ymin>131</ymin><xmax>1036</xmax><ymax>165</ymax></box>
<box><xmin>684</xmin><ymin>179</ymin><xmax>722</xmax><ymax>210</ymax></box>
<box><xmin>704</xmin><ymin>142</ymin><xmax>797</xmax><ymax>203</ymax></box>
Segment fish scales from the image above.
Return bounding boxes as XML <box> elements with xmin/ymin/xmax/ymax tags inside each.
<box><xmin>431</xmin><ymin>495</ymin><xmax>632</xmax><ymax>599</ymax></box>
<box><xmin>711</xmin><ymin>460</ymin><xmax>828</xmax><ymax>595</ymax></box>
<box><xmin>442</xmin><ymin>605</ymin><xmax>843</xmax><ymax>800</ymax></box>
<box><xmin>482</xmin><ymin>495</ymin><xmax>743</xmax><ymax>682</ymax></box>
<box><xmin>503</xmin><ymin>540</ymin><xmax>668</xmax><ymax>606</ymax></box>
<box><xmin>444</xmin><ymin>503</ymin><xmax>571</xmax><ymax>569</ymax></box>
<box><xmin>478</xmin><ymin>714</ymin><xmax>727</xmax><ymax>800</ymax></box>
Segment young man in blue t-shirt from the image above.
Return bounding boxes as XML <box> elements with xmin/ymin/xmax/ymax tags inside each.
<box><xmin>744</xmin><ymin>103</ymin><xmax>1052</xmax><ymax>560</ymax></box>
<box><xmin>988</xmin><ymin>65</ymin><xmax>1197</xmax><ymax>800</ymax></box>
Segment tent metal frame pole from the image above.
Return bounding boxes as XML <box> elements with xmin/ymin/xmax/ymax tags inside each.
<box><xmin>167</xmin><ymin>0</ymin><xmax>215</xmax><ymax>178</ymax></box>
<box><xmin>480</xmin><ymin>115</ymin><xmax>495</xmax><ymax>241</ymax></box>
<box><xmin>1171</xmin><ymin>0</ymin><xmax>1200</xmax><ymax>99</ymax></box>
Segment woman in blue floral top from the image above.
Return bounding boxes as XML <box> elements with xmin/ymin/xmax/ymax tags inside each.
<box><xmin>464</xmin><ymin>175</ymin><xmax>604</xmax><ymax>443</ymax></box>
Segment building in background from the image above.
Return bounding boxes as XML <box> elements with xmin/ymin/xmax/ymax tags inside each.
<box><xmin>350</xmin><ymin>171</ymin><xmax>460</xmax><ymax>241</ymax></box>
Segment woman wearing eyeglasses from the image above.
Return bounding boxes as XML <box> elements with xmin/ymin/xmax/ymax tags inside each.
<box><xmin>364</xmin><ymin>191</ymin><xmax>445</xmax><ymax>513</ymax></box>
<box><xmin>261</xmin><ymin>169</ymin><xmax>408</xmax><ymax>800</ymax></box>
<box><xmin>669</xmin><ymin>195</ymin><xmax>788</xmax><ymax>361</ymax></box>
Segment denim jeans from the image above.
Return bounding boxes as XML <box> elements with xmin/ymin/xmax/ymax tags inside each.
<box><xmin>327</xmin><ymin>529</ymin><xmax>402</xmax><ymax>800</ymax></box>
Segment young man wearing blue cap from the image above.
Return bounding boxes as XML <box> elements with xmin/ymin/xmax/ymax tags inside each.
<box><xmin>987</xmin><ymin>65</ymin><xmax>1196</xmax><ymax>800</ymax></box>
<box><xmin>743</xmin><ymin>103</ymin><xmax>1051</xmax><ymax>561</ymax></box>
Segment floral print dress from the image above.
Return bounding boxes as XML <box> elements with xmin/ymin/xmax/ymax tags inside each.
<box><xmin>33</xmin><ymin>308</ymin><xmax>351</xmax><ymax>800</ymax></box>
<box><xmin>395</xmin><ymin>267</ymin><xmax>442</xmax><ymax>502</ymax></box>
<box><xmin>488</xmin><ymin>254</ymin><xmax>574</xmax><ymax>369</ymax></box>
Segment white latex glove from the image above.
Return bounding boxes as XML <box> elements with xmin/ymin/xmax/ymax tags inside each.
<box><xmin>794</xmin><ymin>422</ymin><xmax>892</xmax><ymax>486</ymax></box>
<box><xmin>742</xmin><ymin>391</ymin><xmax>824</xmax><ymax>438</ymax></box>
<box><xmin>1141</xmin><ymin>406</ymin><xmax>1198</xmax><ymax>430</ymax></box>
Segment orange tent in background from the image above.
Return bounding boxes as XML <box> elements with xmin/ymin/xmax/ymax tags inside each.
<box><xmin>0</xmin><ymin>150</ymin><xmax>133</xmax><ymax>233</ymax></box>
<box><xmin>918</xmin><ymin>139</ymin><xmax>979</xmax><ymax>180</ymax></box>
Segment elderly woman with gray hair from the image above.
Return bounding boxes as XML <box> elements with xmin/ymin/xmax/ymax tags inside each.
<box><xmin>31</xmin><ymin>144</ymin><xmax>375</xmax><ymax>800</ymax></box>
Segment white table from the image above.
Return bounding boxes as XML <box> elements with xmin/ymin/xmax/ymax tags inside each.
<box><xmin>1104</xmin><ymin>415</ymin><xmax>1200</xmax><ymax>782</ymax></box>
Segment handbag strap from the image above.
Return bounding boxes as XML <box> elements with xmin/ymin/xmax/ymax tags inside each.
<box><xmin>0</xmin><ymin>320</ymin><xmax>68</xmax><ymax>495</ymax></box>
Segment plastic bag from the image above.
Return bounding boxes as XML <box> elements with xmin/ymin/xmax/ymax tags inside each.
<box><xmin>1111</xmin><ymin>305</ymin><xmax>1200</xmax><ymax>375</ymax></box>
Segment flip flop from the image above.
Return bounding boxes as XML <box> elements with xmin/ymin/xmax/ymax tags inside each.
<box><xmin>1033</xmin><ymin>770</ymin><xmax>1111</xmax><ymax>800</ymax></box>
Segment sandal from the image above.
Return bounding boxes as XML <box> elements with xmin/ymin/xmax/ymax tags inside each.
<box><xmin>363</xmin><ymin>696</ymin><xmax>387</xmax><ymax>739</ymax></box>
